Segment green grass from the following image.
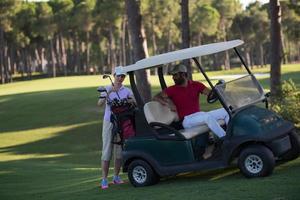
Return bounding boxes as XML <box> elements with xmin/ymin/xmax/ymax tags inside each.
<box><xmin>0</xmin><ymin>63</ymin><xmax>300</xmax><ymax>200</ymax></box>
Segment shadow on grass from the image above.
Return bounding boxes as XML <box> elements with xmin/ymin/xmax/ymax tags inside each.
<box><xmin>0</xmin><ymin>87</ymin><xmax>102</xmax><ymax>133</ymax></box>
<box><xmin>0</xmin><ymin>121</ymin><xmax>101</xmax><ymax>165</ymax></box>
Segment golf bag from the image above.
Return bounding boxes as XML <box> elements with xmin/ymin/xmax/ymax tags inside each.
<box><xmin>110</xmin><ymin>98</ymin><xmax>136</xmax><ymax>146</ymax></box>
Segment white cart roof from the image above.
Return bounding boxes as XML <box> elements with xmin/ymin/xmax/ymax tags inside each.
<box><xmin>118</xmin><ymin>39</ymin><xmax>244</xmax><ymax>73</ymax></box>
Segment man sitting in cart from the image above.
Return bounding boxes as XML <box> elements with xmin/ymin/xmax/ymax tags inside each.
<box><xmin>153</xmin><ymin>64</ymin><xmax>229</xmax><ymax>143</ymax></box>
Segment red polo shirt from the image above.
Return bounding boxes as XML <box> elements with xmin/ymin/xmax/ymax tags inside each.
<box><xmin>164</xmin><ymin>80</ymin><xmax>206</xmax><ymax>119</ymax></box>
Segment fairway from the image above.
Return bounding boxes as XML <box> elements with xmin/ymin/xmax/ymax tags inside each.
<box><xmin>0</xmin><ymin>64</ymin><xmax>300</xmax><ymax>200</ymax></box>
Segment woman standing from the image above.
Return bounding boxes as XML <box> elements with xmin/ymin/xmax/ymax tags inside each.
<box><xmin>97</xmin><ymin>68</ymin><xmax>134</xmax><ymax>189</ymax></box>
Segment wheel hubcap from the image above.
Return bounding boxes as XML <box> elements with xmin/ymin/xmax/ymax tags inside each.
<box><xmin>132</xmin><ymin>166</ymin><xmax>147</xmax><ymax>184</ymax></box>
<box><xmin>245</xmin><ymin>154</ymin><xmax>263</xmax><ymax>174</ymax></box>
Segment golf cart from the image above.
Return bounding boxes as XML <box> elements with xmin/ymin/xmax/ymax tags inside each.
<box><xmin>116</xmin><ymin>39</ymin><xmax>300</xmax><ymax>187</ymax></box>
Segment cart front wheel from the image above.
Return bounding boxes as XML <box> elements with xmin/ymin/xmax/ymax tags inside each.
<box><xmin>128</xmin><ymin>159</ymin><xmax>159</xmax><ymax>187</ymax></box>
<box><xmin>281</xmin><ymin>131</ymin><xmax>300</xmax><ymax>161</ymax></box>
<box><xmin>238</xmin><ymin>145</ymin><xmax>275</xmax><ymax>178</ymax></box>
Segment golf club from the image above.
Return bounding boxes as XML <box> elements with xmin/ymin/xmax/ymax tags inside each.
<box><xmin>102</xmin><ymin>74</ymin><xmax>121</xmax><ymax>99</ymax></box>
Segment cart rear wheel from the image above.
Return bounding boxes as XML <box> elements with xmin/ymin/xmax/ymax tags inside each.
<box><xmin>238</xmin><ymin>145</ymin><xmax>275</xmax><ymax>178</ymax></box>
<box><xmin>128</xmin><ymin>159</ymin><xmax>159</xmax><ymax>187</ymax></box>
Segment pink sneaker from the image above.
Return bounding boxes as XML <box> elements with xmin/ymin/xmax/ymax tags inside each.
<box><xmin>101</xmin><ymin>179</ymin><xmax>109</xmax><ymax>189</ymax></box>
<box><xmin>112</xmin><ymin>175</ymin><xmax>124</xmax><ymax>184</ymax></box>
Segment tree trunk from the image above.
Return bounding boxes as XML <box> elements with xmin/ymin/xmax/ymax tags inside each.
<box><xmin>8</xmin><ymin>46</ymin><xmax>13</xmax><ymax>82</ymax></box>
<box><xmin>35</xmin><ymin>48</ymin><xmax>42</xmax><ymax>73</ymax></box>
<box><xmin>220</xmin><ymin>18</ymin><xmax>230</xmax><ymax>70</ymax></box>
<box><xmin>109</xmin><ymin>26</ymin><xmax>117</xmax><ymax>71</ymax></box>
<box><xmin>27</xmin><ymin>49</ymin><xmax>32</xmax><ymax>79</ymax></box>
<box><xmin>66</xmin><ymin>36</ymin><xmax>72</xmax><ymax>73</ymax></box>
<box><xmin>281</xmin><ymin>28</ymin><xmax>287</xmax><ymax>64</ymax></box>
<box><xmin>54</xmin><ymin>34</ymin><xmax>62</xmax><ymax>74</ymax></box>
<box><xmin>180</xmin><ymin>0</ymin><xmax>192</xmax><ymax>79</ymax></box>
<box><xmin>106</xmin><ymin>41</ymin><xmax>111</xmax><ymax>73</ymax></box>
<box><xmin>16</xmin><ymin>49</ymin><xmax>22</xmax><ymax>77</ymax></box>
<box><xmin>40</xmin><ymin>47</ymin><xmax>46</xmax><ymax>73</ymax></box>
<box><xmin>58</xmin><ymin>33</ymin><xmax>67</xmax><ymax>75</ymax></box>
<box><xmin>0</xmin><ymin>28</ymin><xmax>4</xmax><ymax>84</ymax></box>
<box><xmin>9</xmin><ymin>45</ymin><xmax>16</xmax><ymax>76</ymax></box>
<box><xmin>3</xmin><ymin>44</ymin><xmax>10</xmax><ymax>83</ymax></box>
<box><xmin>49</xmin><ymin>39</ymin><xmax>56</xmax><ymax>77</ymax></box>
<box><xmin>259</xmin><ymin>43</ymin><xmax>265</xmax><ymax>67</ymax></box>
<box><xmin>80</xmin><ymin>41</ymin><xmax>85</xmax><ymax>73</ymax></box>
<box><xmin>20</xmin><ymin>49</ymin><xmax>25</xmax><ymax>78</ymax></box>
<box><xmin>121</xmin><ymin>15</ymin><xmax>127</xmax><ymax>66</ymax></box>
<box><xmin>73</xmin><ymin>34</ymin><xmax>80</xmax><ymax>74</ymax></box>
<box><xmin>198</xmin><ymin>33</ymin><xmax>202</xmax><ymax>65</ymax></box>
<box><xmin>86</xmin><ymin>31</ymin><xmax>90</xmax><ymax>74</ymax></box>
<box><xmin>269</xmin><ymin>0</ymin><xmax>282</xmax><ymax>99</ymax></box>
<box><xmin>224</xmin><ymin>50</ymin><xmax>230</xmax><ymax>70</ymax></box>
<box><xmin>126</xmin><ymin>0</ymin><xmax>151</xmax><ymax>102</ymax></box>
<box><xmin>126</xmin><ymin>22</ymin><xmax>134</xmax><ymax>65</ymax></box>
<box><xmin>244</xmin><ymin>47</ymin><xmax>251</xmax><ymax>69</ymax></box>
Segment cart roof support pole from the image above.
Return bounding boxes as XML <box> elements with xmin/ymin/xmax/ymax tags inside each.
<box><xmin>192</xmin><ymin>57</ymin><xmax>232</xmax><ymax>118</ymax></box>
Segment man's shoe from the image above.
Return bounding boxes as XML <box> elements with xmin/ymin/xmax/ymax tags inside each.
<box><xmin>101</xmin><ymin>179</ymin><xmax>109</xmax><ymax>189</ymax></box>
<box><xmin>112</xmin><ymin>175</ymin><xmax>124</xmax><ymax>184</ymax></box>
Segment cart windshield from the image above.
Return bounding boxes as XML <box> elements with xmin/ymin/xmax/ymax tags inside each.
<box><xmin>215</xmin><ymin>75</ymin><xmax>265</xmax><ymax>111</ymax></box>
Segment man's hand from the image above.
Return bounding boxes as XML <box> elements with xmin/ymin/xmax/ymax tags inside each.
<box><xmin>203</xmin><ymin>88</ymin><xmax>211</xmax><ymax>96</ymax></box>
<box><xmin>165</xmin><ymin>98</ymin><xmax>177</xmax><ymax>112</ymax></box>
<box><xmin>153</xmin><ymin>92</ymin><xmax>177</xmax><ymax>112</ymax></box>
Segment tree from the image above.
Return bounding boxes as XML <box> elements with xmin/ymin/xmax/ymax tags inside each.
<box><xmin>125</xmin><ymin>0</ymin><xmax>151</xmax><ymax>102</ymax></box>
<box><xmin>190</xmin><ymin>4</ymin><xmax>220</xmax><ymax>45</ymax></box>
<box><xmin>12</xmin><ymin>2</ymin><xmax>37</xmax><ymax>78</ymax></box>
<box><xmin>231</xmin><ymin>13</ymin><xmax>254</xmax><ymax>67</ymax></box>
<box><xmin>32</xmin><ymin>2</ymin><xmax>57</xmax><ymax>77</ymax></box>
<box><xmin>190</xmin><ymin>3</ymin><xmax>220</xmax><ymax>67</ymax></box>
<box><xmin>248</xmin><ymin>2</ymin><xmax>269</xmax><ymax>67</ymax></box>
<box><xmin>180</xmin><ymin>0</ymin><xmax>192</xmax><ymax>78</ymax></box>
<box><xmin>141</xmin><ymin>0</ymin><xmax>180</xmax><ymax>54</ymax></box>
<box><xmin>93</xmin><ymin>0</ymin><xmax>123</xmax><ymax>72</ymax></box>
<box><xmin>71</xmin><ymin>0</ymin><xmax>96</xmax><ymax>74</ymax></box>
<box><xmin>269</xmin><ymin>0</ymin><xmax>282</xmax><ymax>99</ymax></box>
<box><xmin>48</xmin><ymin>0</ymin><xmax>74</xmax><ymax>75</ymax></box>
<box><xmin>0</xmin><ymin>0</ymin><xmax>20</xmax><ymax>84</ymax></box>
<box><xmin>281</xmin><ymin>2</ymin><xmax>300</xmax><ymax>63</ymax></box>
<box><xmin>213</xmin><ymin>0</ymin><xmax>241</xmax><ymax>70</ymax></box>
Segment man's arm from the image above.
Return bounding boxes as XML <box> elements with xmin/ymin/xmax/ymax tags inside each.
<box><xmin>202</xmin><ymin>87</ymin><xmax>211</xmax><ymax>96</ymax></box>
<box><xmin>153</xmin><ymin>91</ymin><xmax>177</xmax><ymax>111</ymax></box>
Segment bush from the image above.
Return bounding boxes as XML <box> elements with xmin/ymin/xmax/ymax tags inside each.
<box><xmin>271</xmin><ymin>79</ymin><xmax>300</xmax><ymax>128</ymax></box>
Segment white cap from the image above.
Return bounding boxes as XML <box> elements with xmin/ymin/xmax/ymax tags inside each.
<box><xmin>114</xmin><ymin>66</ymin><xmax>127</xmax><ymax>76</ymax></box>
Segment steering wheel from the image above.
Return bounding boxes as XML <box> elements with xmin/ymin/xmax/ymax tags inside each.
<box><xmin>207</xmin><ymin>90</ymin><xmax>218</xmax><ymax>104</ymax></box>
<box><xmin>207</xmin><ymin>79</ymin><xmax>225</xmax><ymax>104</ymax></box>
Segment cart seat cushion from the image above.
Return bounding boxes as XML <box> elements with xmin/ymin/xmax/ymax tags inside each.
<box><xmin>144</xmin><ymin>101</ymin><xmax>179</xmax><ymax>125</ymax></box>
<box><xmin>179</xmin><ymin>119</ymin><xmax>225</xmax><ymax>139</ymax></box>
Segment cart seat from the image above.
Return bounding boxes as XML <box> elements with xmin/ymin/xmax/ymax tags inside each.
<box><xmin>143</xmin><ymin>101</ymin><xmax>179</xmax><ymax>124</ymax></box>
<box><xmin>144</xmin><ymin>101</ymin><xmax>225</xmax><ymax>139</ymax></box>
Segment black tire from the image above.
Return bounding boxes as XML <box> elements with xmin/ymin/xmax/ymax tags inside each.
<box><xmin>128</xmin><ymin>159</ymin><xmax>159</xmax><ymax>187</ymax></box>
<box><xmin>281</xmin><ymin>131</ymin><xmax>300</xmax><ymax>161</ymax></box>
<box><xmin>238</xmin><ymin>145</ymin><xmax>275</xmax><ymax>178</ymax></box>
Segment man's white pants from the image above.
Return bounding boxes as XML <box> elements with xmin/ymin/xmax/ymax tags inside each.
<box><xmin>182</xmin><ymin>108</ymin><xmax>229</xmax><ymax>138</ymax></box>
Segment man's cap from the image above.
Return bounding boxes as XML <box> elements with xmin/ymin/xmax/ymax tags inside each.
<box><xmin>114</xmin><ymin>66</ymin><xmax>127</xmax><ymax>76</ymax></box>
<box><xmin>170</xmin><ymin>64</ymin><xmax>187</xmax><ymax>75</ymax></box>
